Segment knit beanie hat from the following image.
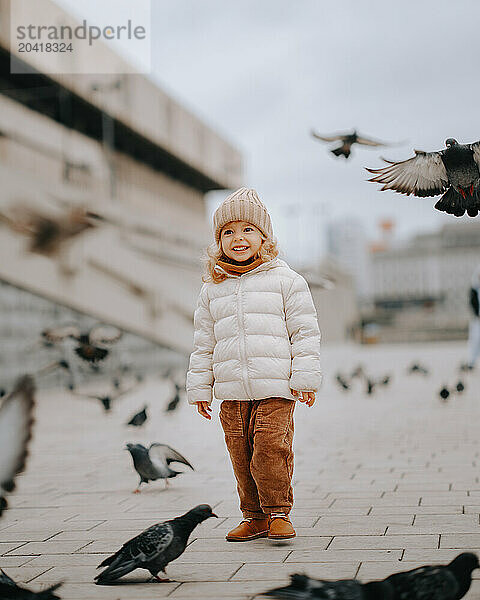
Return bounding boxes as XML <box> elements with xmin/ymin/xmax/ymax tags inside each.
<box><xmin>213</xmin><ymin>187</ymin><xmax>273</xmax><ymax>243</ymax></box>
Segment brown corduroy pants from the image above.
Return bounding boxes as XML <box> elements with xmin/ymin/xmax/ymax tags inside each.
<box><xmin>219</xmin><ymin>397</ymin><xmax>295</xmax><ymax>518</ymax></box>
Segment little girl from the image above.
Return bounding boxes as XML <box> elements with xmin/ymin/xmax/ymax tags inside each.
<box><xmin>186</xmin><ymin>187</ymin><xmax>322</xmax><ymax>541</ymax></box>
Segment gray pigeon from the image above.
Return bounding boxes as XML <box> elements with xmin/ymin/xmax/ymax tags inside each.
<box><xmin>367</xmin><ymin>139</ymin><xmax>480</xmax><ymax>217</ymax></box>
<box><xmin>126</xmin><ymin>443</ymin><xmax>194</xmax><ymax>492</ymax></box>
<box><xmin>382</xmin><ymin>552</ymin><xmax>479</xmax><ymax>600</ymax></box>
<box><xmin>263</xmin><ymin>573</ymin><xmax>393</xmax><ymax>599</ymax></box>
<box><xmin>311</xmin><ymin>129</ymin><xmax>397</xmax><ymax>159</ymax></box>
<box><xmin>0</xmin><ymin>569</ymin><xmax>62</xmax><ymax>598</ymax></box>
<box><xmin>95</xmin><ymin>504</ymin><xmax>217</xmax><ymax>584</ymax></box>
<box><xmin>0</xmin><ymin>375</ymin><xmax>35</xmax><ymax>516</ymax></box>
<box><xmin>127</xmin><ymin>405</ymin><xmax>148</xmax><ymax>427</ymax></box>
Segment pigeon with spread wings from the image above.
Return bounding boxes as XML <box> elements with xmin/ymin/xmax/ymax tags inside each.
<box><xmin>0</xmin><ymin>375</ymin><xmax>35</xmax><ymax>516</ymax></box>
<box><xmin>367</xmin><ymin>139</ymin><xmax>480</xmax><ymax>217</ymax></box>
<box><xmin>126</xmin><ymin>443</ymin><xmax>194</xmax><ymax>492</ymax></box>
<box><xmin>311</xmin><ymin>129</ymin><xmax>397</xmax><ymax>159</ymax></box>
<box><xmin>41</xmin><ymin>323</ymin><xmax>122</xmax><ymax>364</ymax></box>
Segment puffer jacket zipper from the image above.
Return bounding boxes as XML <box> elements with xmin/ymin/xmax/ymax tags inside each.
<box><xmin>236</xmin><ymin>274</ymin><xmax>254</xmax><ymax>399</ymax></box>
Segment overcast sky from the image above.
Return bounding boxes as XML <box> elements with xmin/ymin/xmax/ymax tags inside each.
<box><xmin>56</xmin><ymin>0</ymin><xmax>480</xmax><ymax>263</ymax></box>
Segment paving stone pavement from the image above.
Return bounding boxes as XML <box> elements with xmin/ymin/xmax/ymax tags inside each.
<box><xmin>2</xmin><ymin>341</ymin><xmax>480</xmax><ymax>599</ymax></box>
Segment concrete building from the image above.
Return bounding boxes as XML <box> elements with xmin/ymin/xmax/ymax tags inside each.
<box><xmin>327</xmin><ymin>217</ymin><xmax>371</xmax><ymax>299</ymax></box>
<box><xmin>301</xmin><ymin>257</ymin><xmax>359</xmax><ymax>344</ymax></box>
<box><xmin>0</xmin><ymin>0</ymin><xmax>242</xmax><ymax>382</ymax></box>
<box><xmin>370</xmin><ymin>222</ymin><xmax>480</xmax><ymax>340</ymax></box>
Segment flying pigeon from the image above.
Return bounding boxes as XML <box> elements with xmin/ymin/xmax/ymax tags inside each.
<box><xmin>382</xmin><ymin>552</ymin><xmax>479</xmax><ymax>600</ymax></box>
<box><xmin>335</xmin><ymin>374</ymin><xmax>350</xmax><ymax>391</ymax></box>
<box><xmin>367</xmin><ymin>139</ymin><xmax>480</xmax><ymax>217</ymax></box>
<box><xmin>127</xmin><ymin>405</ymin><xmax>148</xmax><ymax>427</ymax></box>
<box><xmin>380</xmin><ymin>375</ymin><xmax>392</xmax><ymax>386</ymax></box>
<box><xmin>0</xmin><ymin>375</ymin><xmax>35</xmax><ymax>517</ymax></box>
<box><xmin>0</xmin><ymin>204</ymin><xmax>102</xmax><ymax>256</ymax></box>
<box><xmin>95</xmin><ymin>504</ymin><xmax>217</xmax><ymax>584</ymax></box>
<box><xmin>459</xmin><ymin>362</ymin><xmax>474</xmax><ymax>373</ymax></box>
<box><xmin>0</xmin><ymin>569</ymin><xmax>62</xmax><ymax>599</ymax></box>
<box><xmin>126</xmin><ymin>443</ymin><xmax>194</xmax><ymax>493</ymax></box>
<box><xmin>166</xmin><ymin>383</ymin><xmax>182</xmax><ymax>412</ymax></box>
<box><xmin>439</xmin><ymin>387</ymin><xmax>450</xmax><ymax>401</ymax></box>
<box><xmin>41</xmin><ymin>323</ymin><xmax>122</xmax><ymax>365</ymax></box>
<box><xmin>262</xmin><ymin>573</ymin><xmax>393</xmax><ymax>600</ymax></box>
<box><xmin>456</xmin><ymin>381</ymin><xmax>465</xmax><ymax>394</ymax></box>
<box><xmin>311</xmin><ymin>129</ymin><xmax>397</xmax><ymax>160</ymax></box>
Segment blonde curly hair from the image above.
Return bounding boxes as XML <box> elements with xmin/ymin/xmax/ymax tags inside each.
<box><xmin>202</xmin><ymin>226</ymin><xmax>280</xmax><ymax>284</ymax></box>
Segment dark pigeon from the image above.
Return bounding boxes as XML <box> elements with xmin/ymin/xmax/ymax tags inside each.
<box><xmin>0</xmin><ymin>569</ymin><xmax>62</xmax><ymax>598</ymax></box>
<box><xmin>127</xmin><ymin>405</ymin><xmax>148</xmax><ymax>427</ymax></box>
<box><xmin>0</xmin><ymin>375</ymin><xmax>35</xmax><ymax>517</ymax></box>
<box><xmin>380</xmin><ymin>375</ymin><xmax>392</xmax><ymax>386</ymax></box>
<box><xmin>126</xmin><ymin>443</ymin><xmax>194</xmax><ymax>492</ymax></box>
<box><xmin>408</xmin><ymin>363</ymin><xmax>429</xmax><ymax>376</ymax></box>
<box><xmin>367</xmin><ymin>139</ymin><xmax>480</xmax><ymax>217</ymax></box>
<box><xmin>95</xmin><ymin>504</ymin><xmax>217</xmax><ymax>584</ymax></box>
<box><xmin>263</xmin><ymin>573</ymin><xmax>393</xmax><ymax>599</ymax></box>
<box><xmin>335</xmin><ymin>374</ymin><xmax>350</xmax><ymax>391</ymax></box>
<box><xmin>382</xmin><ymin>552</ymin><xmax>479</xmax><ymax>600</ymax></box>
<box><xmin>41</xmin><ymin>324</ymin><xmax>122</xmax><ymax>365</ymax></box>
<box><xmin>439</xmin><ymin>387</ymin><xmax>450</xmax><ymax>401</ymax></box>
<box><xmin>311</xmin><ymin>129</ymin><xmax>398</xmax><ymax>160</ymax></box>
<box><xmin>166</xmin><ymin>383</ymin><xmax>182</xmax><ymax>412</ymax></box>
<box><xmin>366</xmin><ymin>378</ymin><xmax>376</xmax><ymax>395</ymax></box>
<box><xmin>455</xmin><ymin>381</ymin><xmax>465</xmax><ymax>394</ymax></box>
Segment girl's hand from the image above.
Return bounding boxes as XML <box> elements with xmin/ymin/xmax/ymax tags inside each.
<box><xmin>291</xmin><ymin>389</ymin><xmax>316</xmax><ymax>407</ymax></box>
<box><xmin>196</xmin><ymin>401</ymin><xmax>212</xmax><ymax>420</ymax></box>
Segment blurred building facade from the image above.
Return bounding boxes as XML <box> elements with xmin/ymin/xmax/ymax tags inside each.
<box><xmin>327</xmin><ymin>217</ymin><xmax>372</xmax><ymax>299</ymax></box>
<box><xmin>301</xmin><ymin>258</ymin><xmax>359</xmax><ymax>344</ymax></box>
<box><xmin>369</xmin><ymin>222</ymin><xmax>480</xmax><ymax>341</ymax></box>
<box><xmin>0</xmin><ymin>0</ymin><xmax>242</xmax><ymax>381</ymax></box>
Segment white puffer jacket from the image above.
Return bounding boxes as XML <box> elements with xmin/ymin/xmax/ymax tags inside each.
<box><xmin>186</xmin><ymin>257</ymin><xmax>322</xmax><ymax>404</ymax></box>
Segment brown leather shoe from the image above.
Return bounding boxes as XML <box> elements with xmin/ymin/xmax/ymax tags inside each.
<box><xmin>226</xmin><ymin>518</ymin><xmax>269</xmax><ymax>541</ymax></box>
<box><xmin>268</xmin><ymin>513</ymin><xmax>296</xmax><ymax>539</ymax></box>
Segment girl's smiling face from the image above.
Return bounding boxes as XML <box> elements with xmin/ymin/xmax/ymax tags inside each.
<box><xmin>220</xmin><ymin>220</ymin><xmax>263</xmax><ymax>261</ymax></box>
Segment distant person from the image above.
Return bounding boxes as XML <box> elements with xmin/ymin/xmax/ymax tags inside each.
<box><xmin>468</xmin><ymin>267</ymin><xmax>480</xmax><ymax>369</ymax></box>
<box><xmin>186</xmin><ymin>187</ymin><xmax>322</xmax><ymax>541</ymax></box>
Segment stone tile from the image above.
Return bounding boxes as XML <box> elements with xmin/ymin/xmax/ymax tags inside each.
<box><xmin>357</xmin><ymin>561</ymin><xmax>431</xmax><ymax>579</ymax></box>
<box><xmin>231</xmin><ymin>562</ymin><xmax>358</xmax><ymax>581</ymax></box>
<box><xmin>440</xmin><ymin>534</ymin><xmax>480</xmax><ymax>548</ymax></box>
<box><xmin>7</xmin><ymin>541</ymin><xmax>93</xmax><ymax>555</ymax></box>
<box><xmin>329</xmin><ymin>534</ymin><xmax>439</xmax><ymax>550</ymax></box>
<box><xmin>286</xmin><ymin>549</ymin><xmax>402</xmax><ymax>562</ymax></box>
<box><xmin>169</xmin><ymin>580</ymin><xmax>288</xmax><ymax>597</ymax></box>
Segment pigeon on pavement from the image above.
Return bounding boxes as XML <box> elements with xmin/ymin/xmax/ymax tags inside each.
<box><xmin>382</xmin><ymin>552</ymin><xmax>479</xmax><ymax>600</ymax></box>
<box><xmin>439</xmin><ymin>387</ymin><xmax>450</xmax><ymax>401</ymax></box>
<box><xmin>95</xmin><ymin>504</ymin><xmax>217</xmax><ymax>584</ymax></box>
<box><xmin>127</xmin><ymin>405</ymin><xmax>148</xmax><ymax>427</ymax></box>
<box><xmin>311</xmin><ymin>129</ymin><xmax>398</xmax><ymax>160</ymax></box>
<box><xmin>262</xmin><ymin>573</ymin><xmax>393</xmax><ymax>599</ymax></box>
<box><xmin>0</xmin><ymin>375</ymin><xmax>35</xmax><ymax>517</ymax></box>
<box><xmin>0</xmin><ymin>569</ymin><xmax>62</xmax><ymax>598</ymax></box>
<box><xmin>126</xmin><ymin>443</ymin><xmax>194</xmax><ymax>492</ymax></box>
<box><xmin>166</xmin><ymin>383</ymin><xmax>182</xmax><ymax>413</ymax></box>
<box><xmin>408</xmin><ymin>363</ymin><xmax>429</xmax><ymax>376</ymax></box>
<box><xmin>335</xmin><ymin>374</ymin><xmax>350</xmax><ymax>391</ymax></box>
<box><xmin>367</xmin><ymin>139</ymin><xmax>480</xmax><ymax>217</ymax></box>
